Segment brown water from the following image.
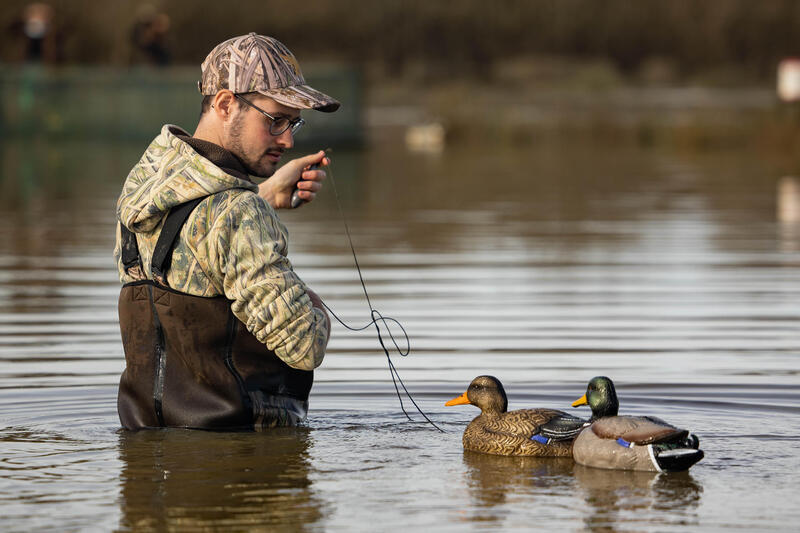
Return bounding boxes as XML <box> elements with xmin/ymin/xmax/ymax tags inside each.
<box><xmin>1</xmin><ymin>139</ymin><xmax>799</xmax><ymax>531</ymax></box>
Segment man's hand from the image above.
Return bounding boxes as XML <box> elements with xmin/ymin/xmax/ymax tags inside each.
<box><xmin>259</xmin><ymin>150</ymin><xmax>328</xmax><ymax>209</ymax></box>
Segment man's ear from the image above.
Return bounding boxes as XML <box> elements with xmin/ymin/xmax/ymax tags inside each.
<box><xmin>212</xmin><ymin>90</ymin><xmax>236</xmax><ymax>121</ymax></box>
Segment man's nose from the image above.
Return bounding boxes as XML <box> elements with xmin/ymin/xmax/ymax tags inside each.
<box><xmin>275</xmin><ymin>128</ymin><xmax>294</xmax><ymax>149</ymax></box>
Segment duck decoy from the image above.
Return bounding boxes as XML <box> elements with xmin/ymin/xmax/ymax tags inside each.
<box><xmin>445</xmin><ymin>375</ymin><xmax>586</xmax><ymax>456</ymax></box>
<box><xmin>571</xmin><ymin>376</ymin><xmax>704</xmax><ymax>472</ymax></box>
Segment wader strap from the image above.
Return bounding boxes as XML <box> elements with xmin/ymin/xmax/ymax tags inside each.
<box><xmin>120</xmin><ymin>223</ymin><xmax>142</xmax><ymax>273</ymax></box>
<box><xmin>150</xmin><ymin>197</ymin><xmax>206</xmax><ymax>280</ymax></box>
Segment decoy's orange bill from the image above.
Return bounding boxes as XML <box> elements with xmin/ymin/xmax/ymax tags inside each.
<box><xmin>572</xmin><ymin>394</ymin><xmax>588</xmax><ymax>407</ymax></box>
<box><xmin>445</xmin><ymin>392</ymin><xmax>470</xmax><ymax>406</ymax></box>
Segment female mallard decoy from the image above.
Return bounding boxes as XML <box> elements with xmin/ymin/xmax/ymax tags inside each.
<box><xmin>445</xmin><ymin>375</ymin><xmax>586</xmax><ymax>457</ymax></box>
<box><xmin>571</xmin><ymin>376</ymin><xmax>703</xmax><ymax>472</ymax></box>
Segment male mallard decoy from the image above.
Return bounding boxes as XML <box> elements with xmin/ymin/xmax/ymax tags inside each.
<box><xmin>445</xmin><ymin>375</ymin><xmax>586</xmax><ymax>457</ymax></box>
<box><xmin>571</xmin><ymin>376</ymin><xmax>704</xmax><ymax>472</ymax></box>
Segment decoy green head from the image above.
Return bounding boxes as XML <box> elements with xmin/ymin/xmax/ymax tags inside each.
<box><xmin>571</xmin><ymin>376</ymin><xmax>619</xmax><ymax>420</ymax></box>
<box><xmin>445</xmin><ymin>375</ymin><xmax>508</xmax><ymax>414</ymax></box>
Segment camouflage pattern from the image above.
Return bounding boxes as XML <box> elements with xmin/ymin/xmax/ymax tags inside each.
<box><xmin>199</xmin><ymin>33</ymin><xmax>340</xmax><ymax>112</ymax></box>
<box><xmin>114</xmin><ymin>124</ymin><xmax>328</xmax><ymax>371</ymax></box>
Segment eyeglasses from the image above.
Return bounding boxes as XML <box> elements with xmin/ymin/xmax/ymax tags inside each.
<box><xmin>234</xmin><ymin>94</ymin><xmax>305</xmax><ymax>136</ymax></box>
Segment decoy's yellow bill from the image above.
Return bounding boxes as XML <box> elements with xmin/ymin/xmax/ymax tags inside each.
<box><xmin>445</xmin><ymin>392</ymin><xmax>470</xmax><ymax>406</ymax></box>
<box><xmin>572</xmin><ymin>394</ymin><xmax>588</xmax><ymax>407</ymax></box>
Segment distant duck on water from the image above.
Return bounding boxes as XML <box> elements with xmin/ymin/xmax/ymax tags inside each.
<box><xmin>445</xmin><ymin>376</ymin><xmax>586</xmax><ymax>457</ymax></box>
<box><xmin>571</xmin><ymin>376</ymin><xmax>704</xmax><ymax>472</ymax></box>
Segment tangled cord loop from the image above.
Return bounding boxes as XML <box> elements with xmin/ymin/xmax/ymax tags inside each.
<box><xmin>320</xmin><ymin>154</ymin><xmax>444</xmax><ymax>433</ymax></box>
<box><xmin>323</xmin><ymin>304</ymin><xmax>409</xmax><ymax>355</ymax></box>
<box><xmin>322</xmin><ymin>301</ymin><xmax>444</xmax><ymax>432</ymax></box>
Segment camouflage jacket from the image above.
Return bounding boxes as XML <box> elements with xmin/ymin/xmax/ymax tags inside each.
<box><xmin>114</xmin><ymin>124</ymin><xmax>328</xmax><ymax>371</ymax></box>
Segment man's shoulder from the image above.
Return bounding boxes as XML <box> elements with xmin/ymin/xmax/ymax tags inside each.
<box><xmin>199</xmin><ymin>187</ymin><xmax>280</xmax><ymax>231</ymax></box>
<box><xmin>191</xmin><ymin>187</ymin><xmax>287</xmax><ymax>259</ymax></box>
<box><xmin>206</xmin><ymin>187</ymin><xmax>271</xmax><ymax>214</ymax></box>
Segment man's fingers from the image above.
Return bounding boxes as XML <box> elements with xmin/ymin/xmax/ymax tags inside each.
<box><xmin>296</xmin><ymin>178</ymin><xmax>322</xmax><ymax>192</ymax></box>
<box><xmin>297</xmin><ymin>150</ymin><xmax>326</xmax><ymax>170</ymax></box>
<box><xmin>300</xmin><ymin>168</ymin><xmax>327</xmax><ymax>183</ymax></box>
<box><xmin>299</xmin><ymin>191</ymin><xmax>316</xmax><ymax>201</ymax></box>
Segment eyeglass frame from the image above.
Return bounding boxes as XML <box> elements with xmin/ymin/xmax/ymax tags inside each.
<box><xmin>233</xmin><ymin>94</ymin><xmax>305</xmax><ymax>136</ymax></box>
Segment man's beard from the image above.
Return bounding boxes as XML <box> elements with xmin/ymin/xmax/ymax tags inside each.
<box><xmin>227</xmin><ymin>115</ymin><xmax>274</xmax><ymax>178</ymax></box>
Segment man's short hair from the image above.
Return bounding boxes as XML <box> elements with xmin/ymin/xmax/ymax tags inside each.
<box><xmin>199</xmin><ymin>92</ymin><xmax>262</xmax><ymax>120</ymax></box>
<box><xmin>199</xmin><ymin>95</ymin><xmax>214</xmax><ymax>118</ymax></box>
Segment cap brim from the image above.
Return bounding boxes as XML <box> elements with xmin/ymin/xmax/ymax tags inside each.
<box><xmin>257</xmin><ymin>84</ymin><xmax>340</xmax><ymax>113</ymax></box>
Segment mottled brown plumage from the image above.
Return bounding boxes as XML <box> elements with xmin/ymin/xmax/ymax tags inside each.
<box><xmin>446</xmin><ymin>376</ymin><xmax>585</xmax><ymax>457</ymax></box>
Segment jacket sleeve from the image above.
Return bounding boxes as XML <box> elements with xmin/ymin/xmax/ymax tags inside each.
<box><xmin>212</xmin><ymin>192</ymin><xmax>329</xmax><ymax>370</ymax></box>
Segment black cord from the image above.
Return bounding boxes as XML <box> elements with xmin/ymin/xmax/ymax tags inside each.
<box><xmin>320</xmin><ymin>153</ymin><xmax>445</xmax><ymax>433</ymax></box>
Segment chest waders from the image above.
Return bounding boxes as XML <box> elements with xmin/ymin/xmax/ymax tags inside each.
<box><xmin>117</xmin><ymin>197</ymin><xmax>313</xmax><ymax>430</ymax></box>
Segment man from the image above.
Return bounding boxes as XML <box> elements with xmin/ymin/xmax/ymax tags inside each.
<box><xmin>113</xmin><ymin>33</ymin><xmax>337</xmax><ymax>430</ymax></box>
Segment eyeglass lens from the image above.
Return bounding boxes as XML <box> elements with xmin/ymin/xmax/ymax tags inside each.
<box><xmin>270</xmin><ymin>117</ymin><xmax>290</xmax><ymax>135</ymax></box>
<box><xmin>271</xmin><ymin>118</ymin><xmax>303</xmax><ymax>136</ymax></box>
<box><xmin>235</xmin><ymin>95</ymin><xmax>303</xmax><ymax>136</ymax></box>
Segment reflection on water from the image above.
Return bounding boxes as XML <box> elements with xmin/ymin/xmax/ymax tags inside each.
<box><xmin>778</xmin><ymin>176</ymin><xmax>800</xmax><ymax>253</ymax></box>
<box><xmin>1</xmin><ymin>138</ymin><xmax>799</xmax><ymax>530</ymax></box>
<box><xmin>777</xmin><ymin>176</ymin><xmax>800</xmax><ymax>224</ymax></box>
<box><xmin>118</xmin><ymin>429</ymin><xmax>323</xmax><ymax>531</ymax></box>
<box><xmin>574</xmin><ymin>465</ymin><xmax>702</xmax><ymax>530</ymax></box>
<box><xmin>461</xmin><ymin>450</ymin><xmax>702</xmax><ymax>530</ymax></box>
<box><xmin>462</xmin><ymin>452</ymin><xmax>575</xmax><ymax>515</ymax></box>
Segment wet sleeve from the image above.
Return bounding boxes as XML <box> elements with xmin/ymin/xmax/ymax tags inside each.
<box><xmin>213</xmin><ymin>193</ymin><xmax>329</xmax><ymax>371</ymax></box>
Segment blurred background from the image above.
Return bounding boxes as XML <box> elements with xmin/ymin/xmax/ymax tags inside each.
<box><xmin>1</xmin><ymin>3</ymin><xmax>800</xmax><ymax>530</ymax></box>
<box><xmin>2</xmin><ymin>0</ymin><xmax>800</xmax><ymax>152</ymax></box>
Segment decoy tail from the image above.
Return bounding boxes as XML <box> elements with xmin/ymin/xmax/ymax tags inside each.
<box><xmin>651</xmin><ymin>433</ymin><xmax>703</xmax><ymax>471</ymax></box>
<box><xmin>652</xmin><ymin>446</ymin><xmax>704</xmax><ymax>472</ymax></box>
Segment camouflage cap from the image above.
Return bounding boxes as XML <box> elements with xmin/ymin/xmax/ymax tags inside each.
<box><xmin>198</xmin><ymin>33</ymin><xmax>339</xmax><ymax>113</ymax></box>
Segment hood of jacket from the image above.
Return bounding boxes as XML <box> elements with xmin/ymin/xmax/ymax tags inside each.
<box><xmin>117</xmin><ymin>124</ymin><xmax>258</xmax><ymax>233</ymax></box>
